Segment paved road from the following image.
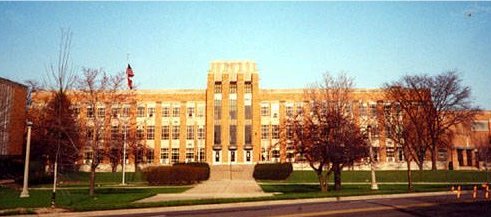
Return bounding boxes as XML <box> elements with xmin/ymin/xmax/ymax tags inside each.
<box><xmin>106</xmin><ymin>194</ymin><xmax>491</xmax><ymax>217</ymax></box>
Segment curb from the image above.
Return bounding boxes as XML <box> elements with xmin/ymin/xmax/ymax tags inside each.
<box><xmin>29</xmin><ymin>191</ymin><xmax>463</xmax><ymax>217</ymax></box>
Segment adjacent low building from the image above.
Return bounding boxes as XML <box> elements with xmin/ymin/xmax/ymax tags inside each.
<box><xmin>0</xmin><ymin>77</ymin><xmax>28</xmax><ymax>158</ymax></box>
<box><xmin>31</xmin><ymin>61</ymin><xmax>491</xmax><ymax>171</ymax></box>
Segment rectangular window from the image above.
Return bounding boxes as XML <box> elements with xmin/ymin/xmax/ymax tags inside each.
<box><xmin>214</xmin><ymin>82</ymin><xmax>222</xmax><ymax>93</ymax></box>
<box><xmin>137</xmin><ymin>126</ymin><xmax>144</xmax><ymax>140</ymax></box>
<box><xmin>162</xmin><ymin>106</ymin><xmax>170</xmax><ymax>117</ymax></box>
<box><xmin>245</xmin><ymin>105</ymin><xmax>252</xmax><ymax>120</ymax></box>
<box><xmin>260</xmin><ymin>104</ymin><xmax>269</xmax><ymax>116</ymax></box>
<box><xmin>286</xmin><ymin>105</ymin><xmax>294</xmax><ymax>117</ymax></box>
<box><xmin>111</xmin><ymin>126</ymin><xmax>119</xmax><ymax>140</ymax></box>
<box><xmin>171</xmin><ymin>148</ymin><xmax>179</xmax><ymax>163</ymax></box>
<box><xmin>122</xmin><ymin>107</ymin><xmax>130</xmax><ymax>117</ymax></box>
<box><xmin>72</xmin><ymin>106</ymin><xmax>80</xmax><ymax>116</ymax></box>
<box><xmin>111</xmin><ymin>107</ymin><xmax>120</xmax><ymax>118</ymax></box>
<box><xmin>198</xmin><ymin>148</ymin><xmax>205</xmax><ymax>162</ymax></box>
<box><xmin>296</xmin><ymin>103</ymin><xmax>303</xmax><ymax>114</ymax></box>
<box><xmin>136</xmin><ymin>148</ymin><xmax>143</xmax><ymax>163</ymax></box>
<box><xmin>370</xmin><ymin>104</ymin><xmax>377</xmax><ymax>116</ymax></box>
<box><xmin>187</xmin><ymin>107</ymin><xmax>194</xmax><ymax>118</ymax></box>
<box><xmin>146</xmin><ymin>149</ymin><xmax>154</xmax><ymax>164</ymax></box>
<box><xmin>197</xmin><ymin>127</ymin><xmax>205</xmax><ymax>140</ymax></box>
<box><xmin>386</xmin><ymin>147</ymin><xmax>395</xmax><ymax>159</ymax></box>
<box><xmin>186</xmin><ymin>148</ymin><xmax>194</xmax><ymax>162</ymax></box>
<box><xmin>466</xmin><ymin>150</ymin><xmax>473</xmax><ymax>166</ymax></box>
<box><xmin>472</xmin><ymin>121</ymin><xmax>489</xmax><ymax>131</ymax></box>
<box><xmin>172</xmin><ymin>126</ymin><xmax>180</xmax><ymax>140</ymax></box>
<box><xmin>272</xmin><ymin>150</ymin><xmax>280</xmax><ymax>159</ymax></box>
<box><xmin>160</xmin><ymin>148</ymin><xmax>169</xmax><ymax>164</ymax></box>
<box><xmin>230</xmin><ymin>82</ymin><xmax>237</xmax><ymax>93</ymax></box>
<box><xmin>97</xmin><ymin>107</ymin><xmax>105</xmax><ymax>118</ymax></box>
<box><xmin>197</xmin><ymin>105</ymin><xmax>205</xmax><ymax>117</ymax></box>
<box><xmin>147</xmin><ymin>126</ymin><xmax>155</xmax><ymax>140</ymax></box>
<box><xmin>245</xmin><ymin>125</ymin><xmax>252</xmax><ymax>145</ymax></box>
<box><xmin>359</xmin><ymin>103</ymin><xmax>367</xmax><ymax>116</ymax></box>
<box><xmin>87</xmin><ymin>107</ymin><xmax>94</xmax><ymax>118</ymax></box>
<box><xmin>286</xmin><ymin>125</ymin><xmax>293</xmax><ymax>140</ymax></box>
<box><xmin>86</xmin><ymin>127</ymin><xmax>94</xmax><ymax>140</ymax></box>
<box><xmin>172</xmin><ymin>107</ymin><xmax>180</xmax><ymax>117</ymax></box>
<box><xmin>230</xmin><ymin>125</ymin><xmax>237</xmax><ymax>145</ymax></box>
<box><xmin>261</xmin><ymin>125</ymin><xmax>269</xmax><ymax>140</ymax></box>
<box><xmin>186</xmin><ymin>125</ymin><xmax>194</xmax><ymax>140</ymax></box>
<box><xmin>272</xmin><ymin>125</ymin><xmax>280</xmax><ymax>139</ymax></box>
<box><xmin>214</xmin><ymin>125</ymin><xmax>221</xmax><ymax>145</ymax></box>
<box><xmin>137</xmin><ymin>106</ymin><xmax>145</xmax><ymax>117</ymax></box>
<box><xmin>438</xmin><ymin>148</ymin><xmax>447</xmax><ymax>161</ymax></box>
<box><xmin>457</xmin><ymin>149</ymin><xmax>464</xmax><ymax>166</ymax></box>
<box><xmin>245</xmin><ymin>82</ymin><xmax>252</xmax><ymax>93</ymax></box>
<box><xmin>214</xmin><ymin>99</ymin><xmax>221</xmax><ymax>120</ymax></box>
<box><xmin>229</xmin><ymin>99</ymin><xmax>237</xmax><ymax>120</ymax></box>
<box><xmin>148</xmin><ymin>107</ymin><xmax>155</xmax><ymax>117</ymax></box>
<box><xmin>161</xmin><ymin>126</ymin><xmax>170</xmax><ymax>140</ymax></box>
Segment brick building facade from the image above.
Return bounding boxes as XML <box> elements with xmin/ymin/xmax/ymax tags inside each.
<box><xmin>31</xmin><ymin>61</ymin><xmax>491</xmax><ymax>171</ymax></box>
<box><xmin>0</xmin><ymin>77</ymin><xmax>28</xmax><ymax>157</ymax></box>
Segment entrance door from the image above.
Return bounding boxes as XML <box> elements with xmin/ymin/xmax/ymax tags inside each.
<box><xmin>213</xmin><ymin>150</ymin><xmax>221</xmax><ymax>164</ymax></box>
<box><xmin>229</xmin><ymin>150</ymin><xmax>236</xmax><ymax>163</ymax></box>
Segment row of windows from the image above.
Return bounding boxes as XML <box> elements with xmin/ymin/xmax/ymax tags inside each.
<box><xmin>78</xmin><ymin>105</ymin><xmax>205</xmax><ymax>119</ymax></box>
<box><xmin>160</xmin><ymin>147</ymin><xmax>206</xmax><ymax>163</ymax></box>
<box><xmin>213</xmin><ymin>124</ymin><xmax>253</xmax><ymax>146</ymax></box>
<box><xmin>214</xmin><ymin>82</ymin><xmax>252</xmax><ymax>94</ymax></box>
<box><xmin>261</xmin><ymin>125</ymin><xmax>280</xmax><ymax>140</ymax></box>
<box><xmin>214</xmin><ymin>100</ymin><xmax>251</xmax><ymax>120</ymax></box>
<box><xmin>104</xmin><ymin>125</ymin><xmax>205</xmax><ymax>140</ymax></box>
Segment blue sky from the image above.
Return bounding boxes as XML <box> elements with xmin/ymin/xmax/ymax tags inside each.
<box><xmin>1</xmin><ymin>2</ymin><xmax>490</xmax><ymax>108</ymax></box>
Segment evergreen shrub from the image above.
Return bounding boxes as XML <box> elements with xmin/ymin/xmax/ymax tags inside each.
<box><xmin>253</xmin><ymin>162</ymin><xmax>293</xmax><ymax>180</ymax></box>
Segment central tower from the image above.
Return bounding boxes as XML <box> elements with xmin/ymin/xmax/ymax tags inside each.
<box><xmin>205</xmin><ymin>61</ymin><xmax>260</xmax><ymax>165</ymax></box>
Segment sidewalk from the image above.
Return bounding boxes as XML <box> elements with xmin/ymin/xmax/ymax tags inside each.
<box><xmin>29</xmin><ymin>190</ymin><xmax>462</xmax><ymax>217</ymax></box>
<box><xmin>137</xmin><ymin>179</ymin><xmax>275</xmax><ymax>203</ymax></box>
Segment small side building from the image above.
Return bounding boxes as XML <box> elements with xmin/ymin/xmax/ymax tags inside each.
<box><xmin>0</xmin><ymin>77</ymin><xmax>28</xmax><ymax>157</ymax></box>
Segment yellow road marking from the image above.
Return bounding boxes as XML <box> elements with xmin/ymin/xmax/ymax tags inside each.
<box><xmin>274</xmin><ymin>202</ymin><xmax>437</xmax><ymax>217</ymax></box>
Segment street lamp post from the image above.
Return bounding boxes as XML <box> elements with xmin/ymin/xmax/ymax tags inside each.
<box><xmin>367</xmin><ymin>125</ymin><xmax>379</xmax><ymax>190</ymax></box>
<box><xmin>20</xmin><ymin>121</ymin><xmax>33</xmax><ymax>198</ymax></box>
<box><xmin>122</xmin><ymin>124</ymin><xmax>127</xmax><ymax>185</ymax></box>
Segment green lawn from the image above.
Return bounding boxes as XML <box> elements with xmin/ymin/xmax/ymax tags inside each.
<box><xmin>270</xmin><ymin>170</ymin><xmax>491</xmax><ymax>183</ymax></box>
<box><xmin>2</xmin><ymin>170</ymin><xmax>489</xmax><ymax>214</ymax></box>
<box><xmin>0</xmin><ymin>186</ymin><xmax>189</xmax><ymax>211</ymax></box>
<box><xmin>34</xmin><ymin>172</ymin><xmax>147</xmax><ymax>187</ymax></box>
<box><xmin>260</xmin><ymin>183</ymin><xmax>464</xmax><ymax>199</ymax></box>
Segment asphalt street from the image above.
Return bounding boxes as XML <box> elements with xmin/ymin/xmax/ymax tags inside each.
<box><xmin>106</xmin><ymin>194</ymin><xmax>491</xmax><ymax>217</ymax></box>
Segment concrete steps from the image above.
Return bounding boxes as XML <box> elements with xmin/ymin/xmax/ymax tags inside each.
<box><xmin>209</xmin><ymin>164</ymin><xmax>255</xmax><ymax>181</ymax></box>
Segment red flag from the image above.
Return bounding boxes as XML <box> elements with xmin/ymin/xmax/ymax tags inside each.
<box><xmin>126</xmin><ymin>64</ymin><xmax>134</xmax><ymax>89</ymax></box>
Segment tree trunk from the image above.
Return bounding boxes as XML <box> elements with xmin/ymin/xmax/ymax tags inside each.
<box><xmin>406</xmin><ymin>160</ymin><xmax>413</xmax><ymax>192</ymax></box>
<box><xmin>417</xmin><ymin>159</ymin><xmax>424</xmax><ymax>171</ymax></box>
<box><xmin>89</xmin><ymin>166</ymin><xmax>96</xmax><ymax>196</ymax></box>
<box><xmin>318</xmin><ymin>173</ymin><xmax>329</xmax><ymax>192</ymax></box>
<box><xmin>431</xmin><ymin>145</ymin><xmax>437</xmax><ymax>171</ymax></box>
<box><xmin>333</xmin><ymin>163</ymin><xmax>342</xmax><ymax>191</ymax></box>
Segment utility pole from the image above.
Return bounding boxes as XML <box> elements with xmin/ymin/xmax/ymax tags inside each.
<box><xmin>20</xmin><ymin>121</ymin><xmax>33</xmax><ymax>198</ymax></box>
<box><xmin>367</xmin><ymin>125</ymin><xmax>379</xmax><ymax>190</ymax></box>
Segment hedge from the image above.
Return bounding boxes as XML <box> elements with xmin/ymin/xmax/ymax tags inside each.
<box><xmin>253</xmin><ymin>163</ymin><xmax>293</xmax><ymax>180</ymax></box>
<box><xmin>143</xmin><ymin>163</ymin><xmax>210</xmax><ymax>185</ymax></box>
<box><xmin>173</xmin><ymin>162</ymin><xmax>210</xmax><ymax>180</ymax></box>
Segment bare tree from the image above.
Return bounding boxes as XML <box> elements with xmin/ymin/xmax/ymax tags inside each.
<box><xmin>75</xmin><ymin>68</ymin><xmax>128</xmax><ymax>196</ymax></box>
<box><xmin>27</xmin><ymin>29</ymin><xmax>80</xmax><ymax>173</ymax></box>
<box><xmin>385</xmin><ymin>71</ymin><xmax>479</xmax><ymax>170</ymax></box>
<box><xmin>285</xmin><ymin>73</ymin><xmax>368</xmax><ymax>191</ymax></box>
